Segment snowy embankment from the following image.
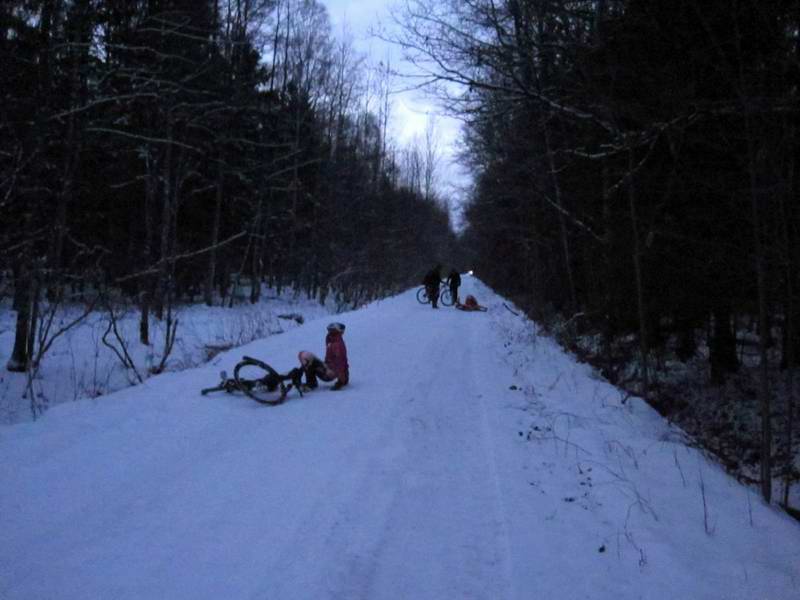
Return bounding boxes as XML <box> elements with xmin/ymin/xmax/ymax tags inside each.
<box><xmin>0</xmin><ymin>290</ymin><xmax>332</xmax><ymax>424</ymax></box>
<box><xmin>1</xmin><ymin>277</ymin><xmax>798</xmax><ymax>599</ymax></box>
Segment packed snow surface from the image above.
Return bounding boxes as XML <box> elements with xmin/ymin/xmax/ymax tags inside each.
<box><xmin>1</xmin><ymin>278</ymin><xmax>799</xmax><ymax>599</ymax></box>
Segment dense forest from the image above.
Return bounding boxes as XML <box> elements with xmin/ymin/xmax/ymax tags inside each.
<box><xmin>3</xmin><ymin>1</ymin><xmax>799</xmax><ymax>511</ymax></box>
<box><xmin>1</xmin><ymin>0</ymin><xmax>458</xmax><ymax>373</ymax></box>
<box><xmin>391</xmin><ymin>0</ymin><xmax>800</xmax><ymax>507</ymax></box>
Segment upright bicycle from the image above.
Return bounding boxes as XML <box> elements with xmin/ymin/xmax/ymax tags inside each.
<box><xmin>416</xmin><ymin>285</ymin><xmax>454</xmax><ymax>307</ymax></box>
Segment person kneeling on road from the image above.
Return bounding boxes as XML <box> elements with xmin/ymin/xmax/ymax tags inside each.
<box><xmin>455</xmin><ymin>294</ymin><xmax>487</xmax><ymax>312</ymax></box>
<box><xmin>297</xmin><ymin>322</ymin><xmax>349</xmax><ymax>391</ymax></box>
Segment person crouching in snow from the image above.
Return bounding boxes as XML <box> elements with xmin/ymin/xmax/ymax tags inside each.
<box><xmin>297</xmin><ymin>322</ymin><xmax>349</xmax><ymax>390</ymax></box>
<box><xmin>456</xmin><ymin>294</ymin><xmax>487</xmax><ymax>312</ymax></box>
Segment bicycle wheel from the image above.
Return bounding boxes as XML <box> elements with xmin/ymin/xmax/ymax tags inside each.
<box><xmin>233</xmin><ymin>356</ymin><xmax>286</xmax><ymax>405</ymax></box>
<box><xmin>440</xmin><ymin>288</ymin><xmax>454</xmax><ymax>307</ymax></box>
<box><xmin>416</xmin><ymin>286</ymin><xmax>430</xmax><ymax>304</ymax></box>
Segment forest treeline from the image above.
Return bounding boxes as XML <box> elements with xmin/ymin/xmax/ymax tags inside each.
<box><xmin>391</xmin><ymin>0</ymin><xmax>799</xmax><ymax>505</ymax></box>
<box><xmin>1</xmin><ymin>1</ymin><xmax>458</xmax><ymax>372</ymax></box>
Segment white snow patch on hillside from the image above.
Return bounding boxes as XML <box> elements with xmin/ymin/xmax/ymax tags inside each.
<box><xmin>0</xmin><ymin>289</ymin><xmax>333</xmax><ymax>424</ymax></box>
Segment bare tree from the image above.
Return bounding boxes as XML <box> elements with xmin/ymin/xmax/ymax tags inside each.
<box><xmin>423</xmin><ymin>115</ymin><xmax>440</xmax><ymax>202</ymax></box>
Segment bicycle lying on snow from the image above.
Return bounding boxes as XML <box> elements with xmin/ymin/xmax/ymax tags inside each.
<box><xmin>201</xmin><ymin>355</ymin><xmax>304</xmax><ymax>405</ymax></box>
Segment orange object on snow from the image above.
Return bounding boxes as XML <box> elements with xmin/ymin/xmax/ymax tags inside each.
<box><xmin>456</xmin><ymin>294</ymin><xmax>487</xmax><ymax>312</ymax></box>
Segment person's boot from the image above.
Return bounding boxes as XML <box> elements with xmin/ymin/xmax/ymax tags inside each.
<box><xmin>288</xmin><ymin>367</ymin><xmax>304</xmax><ymax>389</ymax></box>
<box><xmin>304</xmin><ymin>367</ymin><xmax>319</xmax><ymax>389</ymax></box>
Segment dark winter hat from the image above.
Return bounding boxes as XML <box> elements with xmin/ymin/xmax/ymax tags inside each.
<box><xmin>327</xmin><ymin>322</ymin><xmax>345</xmax><ymax>333</ymax></box>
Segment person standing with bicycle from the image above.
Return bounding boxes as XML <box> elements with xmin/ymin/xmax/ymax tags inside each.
<box><xmin>422</xmin><ymin>265</ymin><xmax>443</xmax><ymax>309</ymax></box>
<box><xmin>447</xmin><ymin>268</ymin><xmax>461</xmax><ymax>306</ymax></box>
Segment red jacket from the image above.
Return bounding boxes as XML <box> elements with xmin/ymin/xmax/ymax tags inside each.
<box><xmin>325</xmin><ymin>331</ymin><xmax>349</xmax><ymax>384</ymax></box>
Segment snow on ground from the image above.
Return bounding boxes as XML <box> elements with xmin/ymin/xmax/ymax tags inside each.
<box><xmin>0</xmin><ymin>289</ymin><xmax>333</xmax><ymax>424</ymax></box>
<box><xmin>1</xmin><ymin>277</ymin><xmax>798</xmax><ymax>599</ymax></box>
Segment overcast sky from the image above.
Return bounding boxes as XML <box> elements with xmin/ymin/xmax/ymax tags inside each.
<box><xmin>321</xmin><ymin>0</ymin><xmax>470</xmax><ymax>223</ymax></box>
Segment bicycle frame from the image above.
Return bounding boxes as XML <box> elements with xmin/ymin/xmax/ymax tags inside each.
<box><xmin>416</xmin><ymin>285</ymin><xmax>454</xmax><ymax>307</ymax></box>
<box><xmin>202</xmin><ymin>356</ymin><xmax>303</xmax><ymax>404</ymax></box>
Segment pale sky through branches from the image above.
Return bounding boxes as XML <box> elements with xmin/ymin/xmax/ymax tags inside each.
<box><xmin>322</xmin><ymin>0</ymin><xmax>469</xmax><ymax>226</ymax></box>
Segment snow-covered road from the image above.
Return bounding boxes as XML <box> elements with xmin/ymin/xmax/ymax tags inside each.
<box><xmin>2</xmin><ymin>278</ymin><xmax>799</xmax><ymax>599</ymax></box>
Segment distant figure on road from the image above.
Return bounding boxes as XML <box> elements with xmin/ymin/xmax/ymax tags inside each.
<box><xmin>447</xmin><ymin>269</ymin><xmax>461</xmax><ymax>306</ymax></box>
<box><xmin>422</xmin><ymin>265</ymin><xmax>443</xmax><ymax>309</ymax></box>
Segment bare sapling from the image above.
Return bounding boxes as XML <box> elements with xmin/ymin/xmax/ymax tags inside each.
<box><xmin>150</xmin><ymin>297</ymin><xmax>178</xmax><ymax>375</ymax></box>
<box><xmin>24</xmin><ymin>274</ymin><xmax>99</xmax><ymax>418</ymax></box>
<box><xmin>101</xmin><ymin>300</ymin><xmax>143</xmax><ymax>384</ymax></box>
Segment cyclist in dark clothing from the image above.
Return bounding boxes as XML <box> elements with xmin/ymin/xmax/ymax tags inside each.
<box><xmin>422</xmin><ymin>265</ymin><xmax>443</xmax><ymax>308</ymax></box>
<box><xmin>447</xmin><ymin>269</ymin><xmax>461</xmax><ymax>305</ymax></box>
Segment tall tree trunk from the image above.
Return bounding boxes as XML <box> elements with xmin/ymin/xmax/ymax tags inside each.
<box><xmin>27</xmin><ymin>273</ymin><xmax>41</xmax><ymax>367</ymax></box>
<box><xmin>49</xmin><ymin>0</ymin><xmax>89</xmax><ymax>295</ymax></box>
<box><xmin>140</xmin><ymin>149</ymin><xmax>157</xmax><ymax>345</ymax></box>
<box><xmin>155</xmin><ymin>115</ymin><xmax>175</xmax><ymax>321</ymax></box>
<box><xmin>747</xmin><ymin>120</ymin><xmax>772</xmax><ymax>503</ymax></box>
<box><xmin>781</xmin><ymin>122</ymin><xmax>796</xmax><ymax>506</ymax></box>
<box><xmin>601</xmin><ymin>166</ymin><xmax>616</xmax><ymax>357</ymax></box>
<box><xmin>38</xmin><ymin>0</ymin><xmax>57</xmax><ymax>99</ymax></box>
<box><xmin>205</xmin><ymin>157</ymin><xmax>224</xmax><ymax>306</ymax></box>
<box><xmin>626</xmin><ymin>150</ymin><xmax>650</xmax><ymax>399</ymax></box>
<box><xmin>250</xmin><ymin>196</ymin><xmax>264</xmax><ymax>304</ymax></box>
<box><xmin>543</xmin><ymin>119</ymin><xmax>577</xmax><ymax>313</ymax></box>
<box><xmin>7</xmin><ymin>263</ymin><xmax>32</xmax><ymax>372</ymax></box>
<box><xmin>593</xmin><ymin>0</ymin><xmax>608</xmax><ymax>41</ymax></box>
<box><xmin>268</xmin><ymin>0</ymin><xmax>282</xmax><ymax>93</ymax></box>
<box><xmin>710</xmin><ymin>301</ymin><xmax>739</xmax><ymax>383</ymax></box>
<box><xmin>783</xmin><ymin>261</ymin><xmax>796</xmax><ymax>507</ymax></box>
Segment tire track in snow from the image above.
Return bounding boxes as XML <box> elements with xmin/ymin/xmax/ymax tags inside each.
<box><xmin>253</xmin><ymin>305</ymin><xmax>463</xmax><ymax>599</ymax></box>
<box><xmin>324</xmin><ymin>307</ymin><xmax>513</xmax><ymax>599</ymax></box>
<box><xmin>258</xmin><ymin>300</ymin><xmax>515</xmax><ymax>599</ymax></box>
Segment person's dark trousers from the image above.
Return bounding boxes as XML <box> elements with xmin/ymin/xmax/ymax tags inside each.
<box><xmin>429</xmin><ymin>285</ymin><xmax>439</xmax><ymax>308</ymax></box>
<box><xmin>287</xmin><ymin>367</ymin><xmax>304</xmax><ymax>389</ymax></box>
<box><xmin>450</xmin><ymin>284</ymin><xmax>459</xmax><ymax>305</ymax></box>
<box><xmin>304</xmin><ymin>367</ymin><xmax>318</xmax><ymax>388</ymax></box>
<box><xmin>303</xmin><ymin>358</ymin><xmax>327</xmax><ymax>388</ymax></box>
